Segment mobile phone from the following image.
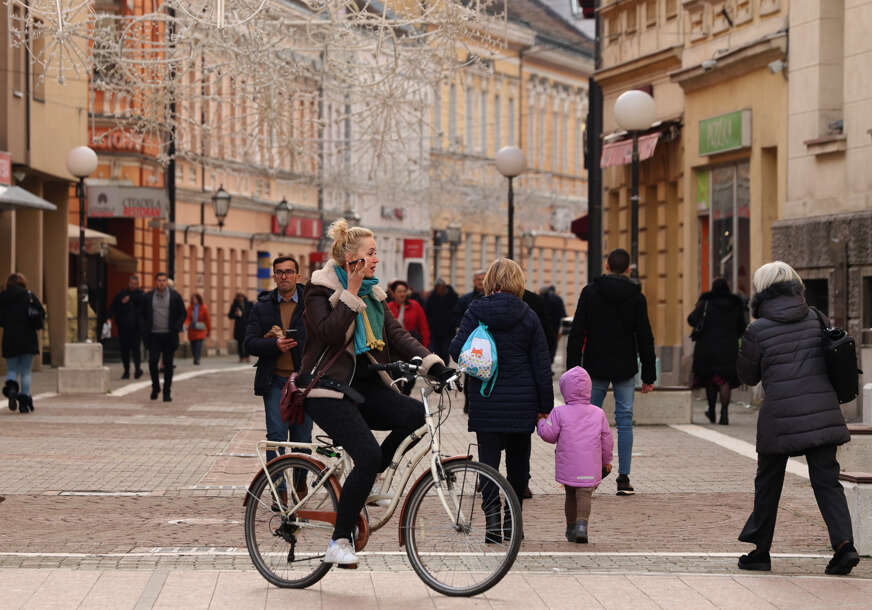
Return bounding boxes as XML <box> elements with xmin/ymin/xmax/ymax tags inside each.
<box><xmin>348</xmin><ymin>258</ymin><xmax>365</xmax><ymax>268</ymax></box>
<box><xmin>284</xmin><ymin>329</ymin><xmax>297</xmax><ymax>339</ymax></box>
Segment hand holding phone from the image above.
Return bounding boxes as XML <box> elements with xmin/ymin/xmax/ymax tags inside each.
<box><xmin>284</xmin><ymin>328</ymin><xmax>297</xmax><ymax>339</ymax></box>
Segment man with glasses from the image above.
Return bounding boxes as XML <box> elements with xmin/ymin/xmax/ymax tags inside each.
<box><xmin>244</xmin><ymin>256</ymin><xmax>310</xmax><ymax>496</ymax></box>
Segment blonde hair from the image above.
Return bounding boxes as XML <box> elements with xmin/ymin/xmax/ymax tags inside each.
<box><xmin>752</xmin><ymin>261</ymin><xmax>803</xmax><ymax>294</ymax></box>
<box><xmin>327</xmin><ymin>218</ymin><xmax>374</xmax><ymax>267</ymax></box>
<box><xmin>483</xmin><ymin>258</ymin><xmax>526</xmax><ymax>298</ymax></box>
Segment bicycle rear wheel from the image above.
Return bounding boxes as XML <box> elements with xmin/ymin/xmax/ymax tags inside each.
<box><xmin>403</xmin><ymin>460</ymin><xmax>522</xmax><ymax>597</ymax></box>
<box><xmin>244</xmin><ymin>456</ymin><xmax>338</xmax><ymax>588</ymax></box>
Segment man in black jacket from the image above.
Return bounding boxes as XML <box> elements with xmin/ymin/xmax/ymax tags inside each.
<box><xmin>141</xmin><ymin>272</ymin><xmax>186</xmax><ymax>402</ymax></box>
<box><xmin>110</xmin><ymin>274</ymin><xmax>144</xmax><ymax>379</ymax></box>
<box><xmin>424</xmin><ymin>278</ymin><xmax>458</xmax><ymax>364</ymax></box>
<box><xmin>244</xmin><ymin>256</ymin><xmax>309</xmax><ymax>480</ymax></box>
<box><xmin>566</xmin><ymin>249</ymin><xmax>656</xmax><ymax>496</ymax></box>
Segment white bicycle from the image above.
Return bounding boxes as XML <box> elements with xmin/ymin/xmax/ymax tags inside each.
<box><xmin>242</xmin><ymin>360</ymin><xmax>522</xmax><ymax>597</ymax></box>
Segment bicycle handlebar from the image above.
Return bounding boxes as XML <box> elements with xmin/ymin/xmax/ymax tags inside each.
<box><xmin>368</xmin><ymin>360</ymin><xmax>462</xmax><ymax>392</ymax></box>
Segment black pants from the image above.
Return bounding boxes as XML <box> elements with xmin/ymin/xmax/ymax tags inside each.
<box><xmin>739</xmin><ymin>444</ymin><xmax>853</xmax><ymax>551</ymax></box>
<box><xmin>305</xmin><ymin>383</ymin><xmax>425</xmax><ymax>540</ymax></box>
<box><xmin>476</xmin><ymin>431</ymin><xmax>531</xmax><ymax>514</ymax></box>
<box><xmin>119</xmin><ymin>328</ymin><xmax>141</xmax><ymax>374</ymax></box>
<box><xmin>429</xmin><ymin>334</ymin><xmax>451</xmax><ymax>367</ymax></box>
<box><xmin>235</xmin><ymin>335</ymin><xmax>248</xmax><ymax>359</ymax></box>
<box><xmin>148</xmin><ymin>333</ymin><xmax>177</xmax><ymax>393</ymax></box>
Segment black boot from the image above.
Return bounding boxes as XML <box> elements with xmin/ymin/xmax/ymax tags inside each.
<box><xmin>17</xmin><ymin>394</ymin><xmax>33</xmax><ymax>414</ymax></box>
<box><xmin>3</xmin><ymin>380</ymin><xmax>19</xmax><ymax>411</ymax></box>
<box><xmin>705</xmin><ymin>405</ymin><xmax>716</xmax><ymax>423</ymax></box>
<box><xmin>719</xmin><ymin>406</ymin><xmax>729</xmax><ymax>425</ymax></box>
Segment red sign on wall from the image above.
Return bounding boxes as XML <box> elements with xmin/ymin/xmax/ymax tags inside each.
<box><xmin>272</xmin><ymin>215</ymin><xmax>323</xmax><ymax>239</ymax></box>
<box><xmin>403</xmin><ymin>239</ymin><xmax>424</xmax><ymax>259</ymax></box>
<box><xmin>309</xmin><ymin>251</ymin><xmax>328</xmax><ymax>263</ymax></box>
<box><xmin>0</xmin><ymin>151</ymin><xmax>11</xmax><ymax>186</ymax></box>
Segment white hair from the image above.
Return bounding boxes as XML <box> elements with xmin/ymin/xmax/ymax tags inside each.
<box><xmin>752</xmin><ymin>261</ymin><xmax>803</xmax><ymax>294</ymax></box>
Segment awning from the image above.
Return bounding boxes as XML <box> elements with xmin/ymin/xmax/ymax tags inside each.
<box><xmin>68</xmin><ymin>224</ymin><xmax>118</xmax><ymax>255</ymax></box>
<box><xmin>0</xmin><ymin>185</ymin><xmax>58</xmax><ymax>211</ymax></box>
<box><xmin>601</xmin><ymin>132</ymin><xmax>661</xmax><ymax>168</ymax></box>
<box><xmin>105</xmin><ymin>246</ymin><xmax>137</xmax><ymax>272</ymax></box>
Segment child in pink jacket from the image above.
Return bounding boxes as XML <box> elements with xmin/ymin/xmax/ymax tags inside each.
<box><xmin>537</xmin><ymin>366</ymin><xmax>614</xmax><ymax>543</ymax></box>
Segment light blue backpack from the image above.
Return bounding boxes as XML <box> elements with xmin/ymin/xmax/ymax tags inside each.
<box><xmin>457</xmin><ymin>322</ymin><xmax>498</xmax><ymax>397</ymax></box>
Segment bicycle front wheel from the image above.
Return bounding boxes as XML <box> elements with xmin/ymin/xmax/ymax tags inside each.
<box><xmin>244</xmin><ymin>456</ymin><xmax>338</xmax><ymax>588</ymax></box>
<box><xmin>403</xmin><ymin>460</ymin><xmax>522</xmax><ymax>597</ymax></box>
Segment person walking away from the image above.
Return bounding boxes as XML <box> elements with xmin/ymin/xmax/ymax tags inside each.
<box><xmin>301</xmin><ymin>219</ymin><xmax>454</xmax><ymax>566</ymax></box>
<box><xmin>0</xmin><ymin>273</ymin><xmax>45</xmax><ymax>413</ymax></box>
<box><xmin>537</xmin><ymin>366</ymin><xmax>613</xmax><ymax>543</ymax></box>
<box><xmin>228</xmin><ymin>292</ymin><xmax>253</xmax><ymax>362</ymax></box>
<box><xmin>245</xmin><ymin>255</ymin><xmax>310</xmax><ymax>496</ymax></box>
<box><xmin>450</xmin><ymin>258</ymin><xmax>553</xmax><ymax>543</ymax></box>
<box><xmin>523</xmin><ymin>288</ymin><xmax>555</xmax><ymax>370</ymax></box>
<box><xmin>566</xmin><ymin>248</ymin><xmax>656</xmax><ymax>496</ymax></box>
<box><xmin>688</xmin><ymin>278</ymin><xmax>747</xmax><ymax>425</ymax></box>
<box><xmin>387</xmin><ymin>280</ymin><xmax>430</xmax><ymax>395</ymax></box>
<box><xmin>424</xmin><ymin>278</ymin><xmax>458</xmax><ymax>364</ymax></box>
<box><xmin>110</xmin><ymin>274</ymin><xmax>144</xmax><ymax>379</ymax></box>
<box><xmin>185</xmin><ymin>293</ymin><xmax>211</xmax><ymax>365</ymax></box>
<box><xmin>543</xmin><ymin>286</ymin><xmax>567</xmax><ymax>362</ymax></box>
<box><xmin>736</xmin><ymin>261</ymin><xmax>859</xmax><ymax>575</ymax></box>
<box><xmin>141</xmin><ymin>272</ymin><xmax>186</xmax><ymax>402</ymax></box>
<box><xmin>454</xmin><ymin>270</ymin><xmax>485</xmax><ymax>414</ymax></box>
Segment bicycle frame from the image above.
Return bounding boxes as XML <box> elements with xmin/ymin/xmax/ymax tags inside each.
<box><xmin>251</xmin><ymin>379</ymin><xmax>468</xmax><ymax>535</ymax></box>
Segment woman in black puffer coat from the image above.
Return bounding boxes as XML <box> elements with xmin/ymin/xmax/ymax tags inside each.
<box><xmin>450</xmin><ymin>258</ymin><xmax>553</xmax><ymax>541</ymax></box>
<box><xmin>735</xmin><ymin>261</ymin><xmax>858</xmax><ymax>576</ymax></box>
<box><xmin>0</xmin><ymin>273</ymin><xmax>44</xmax><ymax>413</ymax></box>
<box><xmin>688</xmin><ymin>278</ymin><xmax>747</xmax><ymax>424</ymax></box>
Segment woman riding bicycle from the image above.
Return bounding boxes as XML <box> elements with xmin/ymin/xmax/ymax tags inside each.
<box><xmin>301</xmin><ymin>219</ymin><xmax>455</xmax><ymax>566</ymax></box>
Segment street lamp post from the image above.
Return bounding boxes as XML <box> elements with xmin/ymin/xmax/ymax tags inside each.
<box><xmin>249</xmin><ymin>197</ymin><xmax>292</xmax><ymax>249</ymax></box>
<box><xmin>65</xmin><ymin>146</ymin><xmax>98</xmax><ymax>343</ymax></box>
<box><xmin>184</xmin><ymin>185</ymin><xmax>232</xmax><ymax>245</ymax></box>
<box><xmin>613</xmin><ymin>90</ymin><xmax>656</xmax><ymax>280</ymax></box>
<box><xmin>495</xmin><ymin>146</ymin><xmax>526</xmax><ymax>260</ymax></box>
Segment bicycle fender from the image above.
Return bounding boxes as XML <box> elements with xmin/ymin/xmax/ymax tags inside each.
<box><xmin>242</xmin><ymin>453</ymin><xmax>340</xmax><ymax>506</ymax></box>
<box><xmin>398</xmin><ymin>455</ymin><xmax>473</xmax><ymax>547</ymax></box>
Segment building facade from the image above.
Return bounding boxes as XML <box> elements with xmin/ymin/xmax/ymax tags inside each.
<box><xmin>429</xmin><ymin>0</ymin><xmax>594</xmax><ymax>313</ymax></box>
<box><xmin>597</xmin><ymin>0</ymin><xmax>788</xmax><ymax>384</ymax></box>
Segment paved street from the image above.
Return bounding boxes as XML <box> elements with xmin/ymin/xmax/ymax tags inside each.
<box><xmin>1</xmin><ymin>356</ymin><xmax>868</xmax><ymax>608</ymax></box>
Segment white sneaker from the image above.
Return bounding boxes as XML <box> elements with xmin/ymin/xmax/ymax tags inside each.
<box><xmin>367</xmin><ymin>479</ymin><xmax>391</xmax><ymax>507</ymax></box>
<box><xmin>323</xmin><ymin>538</ymin><xmax>358</xmax><ymax>565</ymax></box>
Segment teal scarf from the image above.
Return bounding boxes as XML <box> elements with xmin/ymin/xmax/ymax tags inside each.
<box><xmin>334</xmin><ymin>265</ymin><xmax>385</xmax><ymax>355</ymax></box>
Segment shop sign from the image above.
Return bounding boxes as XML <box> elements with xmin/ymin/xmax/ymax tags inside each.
<box><xmin>699</xmin><ymin>109</ymin><xmax>751</xmax><ymax>156</ymax></box>
<box><xmin>272</xmin><ymin>215</ymin><xmax>322</xmax><ymax>239</ymax></box>
<box><xmin>0</xmin><ymin>151</ymin><xmax>11</xmax><ymax>186</ymax></box>
<box><xmin>87</xmin><ymin>185</ymin><xmax>168</xmax><ymax>218</ymax></box>
<box><xmin>403</xmin><ymin>238</ymin><xmax>424</xmax><ymax>258</ymax></box>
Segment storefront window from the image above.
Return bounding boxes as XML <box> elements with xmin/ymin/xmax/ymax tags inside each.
<box><xmin>707</xmin><ymin>161</ymin><xmax>751</xmax><ymax>296</ymax></box>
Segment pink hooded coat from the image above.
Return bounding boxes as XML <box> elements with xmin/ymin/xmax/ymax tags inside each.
<box><xmin>537</xmin><ymin>366</ymin><xmax>614</xmax><ymax>487</ymax></box>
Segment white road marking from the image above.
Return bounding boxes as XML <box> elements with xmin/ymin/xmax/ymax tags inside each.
<box><xmin>110</xmin><ymin>365</ymin><xmax>252</xmax><ymax>396</ymax></box>
<box><xmin>32</xmin><ymin>392</ymin><xmax>57</xmax><ymax>401</ymax></box>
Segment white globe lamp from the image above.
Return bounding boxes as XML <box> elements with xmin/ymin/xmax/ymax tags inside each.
<box><xmin>613</xmin><ymin>90</ymin><xmax>656</xmax><ymax>132</ymax></box>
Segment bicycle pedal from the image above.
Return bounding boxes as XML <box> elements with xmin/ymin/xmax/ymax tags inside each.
<box><xmin>337</xmin><ymin>562</ymin><xmax>359</xmax><ymax>570</ymax></box>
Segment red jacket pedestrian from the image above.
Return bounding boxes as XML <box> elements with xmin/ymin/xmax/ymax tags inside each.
<box><xmin>387</xmin><ymin>280</ymin><xmax>429</xmax><ymax>348</ymax></box>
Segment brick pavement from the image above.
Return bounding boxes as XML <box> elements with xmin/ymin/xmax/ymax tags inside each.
<box><xmin>1</xmin><ymin>364</ymin><xmax>869</xmax><ymax>607</ymax></box>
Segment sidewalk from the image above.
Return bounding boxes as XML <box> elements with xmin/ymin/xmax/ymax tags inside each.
<box><xmin>1</xmin><ymin>363</ymin><xmax>868</xmax><ymax>608</ymax></box>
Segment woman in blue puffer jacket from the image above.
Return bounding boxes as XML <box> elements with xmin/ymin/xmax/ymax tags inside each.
<box><xmin>450</xmin><ymin>258</ymin><xmax>553</xmax><ymax>542</ymax></box>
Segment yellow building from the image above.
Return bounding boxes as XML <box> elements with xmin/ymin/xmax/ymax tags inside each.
<box><xmin>0</xmin><ymin>3</ymin><xmax>90</xmax><ymax>368</ymax></box>
<box><xmin>430</xmin><ymin>0</ymin><xmax>594</xmax><ymax>312</ymax></box>
<box><xmin>597</xmin><ymin>0</ymin><xmax>787</xmax><ymax>384</ymax></box>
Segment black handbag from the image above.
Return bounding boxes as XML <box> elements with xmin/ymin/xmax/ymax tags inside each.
<box><xmin>812</xmin><ymin>308</ymin><xmax>862</xmax><ymax>404</ymax></box>
<box><xmin>26</xmin><ymin>291</ymin><xmax>44</xmax><ymax>330</ymax></box>
<box><xmin>690</xmin><ymin>301</ymin><xmax>708</xmax><ymax>341</ymax></box>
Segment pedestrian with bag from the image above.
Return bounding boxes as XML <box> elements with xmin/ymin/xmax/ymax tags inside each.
<box><xmin>228</xmin><ymin>292</ymin><xmax>252</xmax><ymax>362</ymax></box>
<box><xmin>244</xmin><ymin>256</ymin><xmax>310</xmax><ymax>481</ymax></box>
<box><xmin>185</xmin><ymin>293</ymin><xmax>211</xmax><ymax>365</ymax></box>
<box><xmin>141</xmin><ymin>272</ymin><xmax>186</xmax><ymax>402</ymax></box>
<box><xmin>736</xmin><ymin>261</ymin><xmax>859</xmax><ymax>575</ymax></box>
<box><xmin>450</xmin><ymin>258</ymin><xmax>553</xmax><ymax>542</ymax></box>
<box><xmin>537</xmin><ymin>366</ymin><xmax>613</xmax><ymax>544</ymax></box>
<box><xmin>687</xmin><ymin>278</ymin><xmax>747</xmax><ymax>425</ymax></box>
<box><xmin>0</xmin><ymin>273</ymin><xmax>44</xmax><ymax>413</ymax></box>
<box><xmin>300</xmin><ymin>219</ymin><xmax>455</xmax><ymax>566</ymax></box>
<box><xmin>566</xmin><ymin>248</ymin><xmax>656</xmax><ymax>496</ymax></box>
<box><xmin>110</xmin><ymin>274</ymin><xmax>144</xmax><ymax>379</ymax></box>
<box><xmin>454</xmin><ymin>270</ymin><xmax>485</xmax><ymax>414</ymax></box>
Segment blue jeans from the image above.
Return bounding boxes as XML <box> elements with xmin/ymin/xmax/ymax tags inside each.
<box><xmin>264</xmin><ymin>375</ymin><xmax>313</xmax><ymax>486</ymax></box>
<box><xmin>590</xmin><ymin>377</ymin><xmax>635</xmax><ymax>476</ymax></box>
<box><xmin>5</xmin><ymin>354</ymin><xmax>35</xmax><ymax>395</ymax></box>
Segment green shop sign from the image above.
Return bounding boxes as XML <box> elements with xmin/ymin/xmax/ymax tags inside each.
<box><xmin>699</xmin><ymin>109</ymin><xmax>751</xmax><ymax>156</ymax></box>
